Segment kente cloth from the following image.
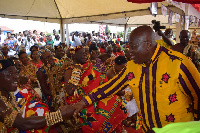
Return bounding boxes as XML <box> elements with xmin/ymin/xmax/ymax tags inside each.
<box><xmin>99</xmin><ymin>48</ymin><xmax>105</xmax><ymax>54</ymax></box>
<box><xmin>37</xmin><ymin>58</ymin><xmax>63</xmax><ymax>109</ymax></box>
<box><xmin>19</xmin><ymin>62</ymin><xmax>38</xmax><ymax>80</ymax></box>
<box><xmin>94</xmin><ymin>58</ymin><xmax>114</xmax><ymax>74</ymax></box>
<box><xmin>82</xmin><ymin>44</ymin><xmax>200</xmax><ymax>133</ymax></box>
<box><xmin>20</xmin><ymin>79</ymin><xmax>42</xmax><ymax>102</ymax></box>
<box><xmin>66</xmin><ymin>62</ymin><xmax>128</xmax><ymax>133</ymax></box>
<box><xmin>30</xmin><ymin>60</ymin><xmax>43</xmax><ymax>69</ymax></box>
<box><xmin>6</xmin><ymin>88</ymin><xmax>49</xmax><ymax>133</ymax></box>
<box><xmin>94</xmin><ymin>58</ymin><xmax>107</xmax><ymax>74</ymax></box>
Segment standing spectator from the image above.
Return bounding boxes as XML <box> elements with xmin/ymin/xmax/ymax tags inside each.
<box><xmin>172</xmin><ymin>30</ymin><xmax>191</xmax><ymax>54</ymax></box>
<box><xmin>81</xmin><ymin>32</ymin><xmax>87</xmax><ymax>45</ymax></box>
<box><xmin>38</xmin><ymin>37</ymin><xmax>46</xmax><ymax>46</ymax></box>
<box><xmin>53</xmin><ymin>35</ymin><xmax>60</xmax><ymax>47</ymax></box>
<box><xmin>32</xmin><ymin>35</ymin><xmax>38</xmax><ymax>45</ymax></box>
<box><xmin>72</xmin><ymin>31</ymin><xmax>81</xmax><ymax>47</ymax></box>
<box><xmin>46</xmin><ymin>35</ymin><xmax>54</xmax><ymax>47</ymax></box>
<box><xmin>40</xmin><ymin>32</ymin><xmax>46</xmax><ymax>42</ymax></box>
<box><xmin>52</xmin><ymin>29</ymin><xmax>57</xmax><ymax>41</ymax></box>
<box><xmin>33</xmin><ymin>30</ymin><xmax>39</xmax><ymax>42</ymax></box>
<box><xmin>4</xmin><ymin>32</ymin><xmax>16</xmax><ymax>50</ymax></box>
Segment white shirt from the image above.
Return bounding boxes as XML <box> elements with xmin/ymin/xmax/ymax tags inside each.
<box><xmin>73</xmin><ymin>36</ymin><xmax>82</xmax><ymax>47</ymax></box>
<box><xmin>53</xmin><ymin>40</ymin><xmax>61</xmax><ymax>48</ymax></box>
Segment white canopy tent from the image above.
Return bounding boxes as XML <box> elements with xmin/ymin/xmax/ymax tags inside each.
<box><xmin>0</xmin><ymin>0</ymin><xmax>199</xmax><ymax>43</ymax></box>
<box><xmin>0</xmin><ymin>0</ymin><xmax>175</xmax><ymax>23</ymax></box>
<box><xmin>0</xmin><ymin>0</ymin><xmax>181</xmax><ymax>42</ymax></box>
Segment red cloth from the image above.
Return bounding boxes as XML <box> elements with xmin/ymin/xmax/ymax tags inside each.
<box><xmin>66</xmin><ymin>62</ymin><xmax>128</xmax><ymax>133</ymax></box>
<box><xmin>192</xmin><ymin>4</ymin><xmax>200</xmax><ymax>12</ymax></box>
<box><xmin>116</xmin><ymin>51</ymin><xmax>125</xmax><ymax>56</ymax></box>
<box><xmin>116</xmin><ymin>43</ymin><xmax>120</xmax><ymax>48</ymax></box>
<box><xmin>100</xmin><ymin>48</ymin><xmax>105</xmax><ymax>54</ymax></box>
<box><xmin>127</xmin><ymin>0</ymin><xmax>200</xmax><ymax>4</ymax></box>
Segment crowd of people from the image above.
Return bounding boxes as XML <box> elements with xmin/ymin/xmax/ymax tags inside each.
<box><xmin>0</xmin><ymin>25</ymin><xmax>199</xmax><ymax>133</ymax></box>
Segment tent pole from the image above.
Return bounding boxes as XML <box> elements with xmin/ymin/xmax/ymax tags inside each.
<box><xmin>176</xmin><ymin>20</ymin><xmax>182</xmax><ymax>43</ymax></box>
<box><xmin>60</xmin><ymin>18</ymin><xmax>65</xmax><ymax>43</ymax></box>
<box><xmin>123</xmin><ymin>24</ymin><xmax>128</xmax><ymax>42</ymax></box>
<box><xmin>65</xmin><ymin>24</ymin><xmax>70</xmax><ymax>47</ymax></box>
<box><xmin>184</xmin><ymin>4</ymin><xmax>189</xmax><ymax>30</ymax></box>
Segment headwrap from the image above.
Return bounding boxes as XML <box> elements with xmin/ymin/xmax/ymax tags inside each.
<box><xmin>69</xmin><ymin>45</ymin><xmax>83</xmax><ymax>55</ymax></box>
<box><xmin>0</xmin><ymin>59</ymin><xmax>15</xmax><ymax>72</ymax></box>
<box><xmin>38</xmin><ymin>48</ymin><xmax>51</xmax><ymax>57</ymax></box>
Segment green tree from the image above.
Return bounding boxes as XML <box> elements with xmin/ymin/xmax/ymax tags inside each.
<box><xmin>128</xmin><ymin>27</ymin><xmax>131</xmax><ymax>33</ymax></box>
<box><xmin>105</xmin><ymin>25</ymin><xmax>111</xmax><ymax>34</ymax></box>
<box><xmin>117</xmin><ymin>31</ymin><xmax>124</xmax><ymax>38</ymax></box>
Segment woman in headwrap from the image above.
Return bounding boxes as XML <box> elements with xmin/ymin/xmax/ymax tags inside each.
<box><xmin>30</xmin><ymin>50</ymin><xmax>43</xmax><ymax>69</ymax></box>
<box><xmin>65</xmin><ymin>46</ymin><xmax>128</xmax><ymax>133</ymax></box>
<box><xmin>0</xmin><ymin>59</ymin><xmax>75</xmax><ymax>133</ymax></box>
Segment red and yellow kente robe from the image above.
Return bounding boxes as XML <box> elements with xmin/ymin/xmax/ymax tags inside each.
<box><xmin>66</xmin><ymin>62</ymin><xmax>128</xmax><ymax>133</ymax></box>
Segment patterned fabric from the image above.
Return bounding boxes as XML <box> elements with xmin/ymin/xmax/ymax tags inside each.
<box><xmin>4</xmin><ymin>39</ymin><xmax>16</xmax><ymax>50</ymax></box>
<box><xmin>19</xmin><ymin>63</ymin><xmax>37</xmax><ymax>80</ymax></box>
<box><xmin>6</xmin><ymin>88</ymin><xmax>49</xmax><ymax>133</ymax></box>
<box><xmin>156</xmin><ymin>39</ymin><xmax>176</xmax><ymax>49</ymax></box>
<box><xmin>20</xmin><ymin>79</ymin><xmax>42</xmax><ymax>102</ymax></box>
<box><xmin>66</xmin><ymin>62</ymin><xmax>128</xmax><ymax>133</ymax></box>
<box><xmin>37</xmin><ymin>58</ymin><xmax>63</xmax><ymax>109</ymax></box>
<box><xmin>94</xmin><ymin>58</ymin><xmax>107</xmax><ymax>74</ymax></box>
<box><xmin>83</xmin><ymin>44</ymin><xmax>200</xmax><ymax>132</ymax></box>
<box><xmin>30</xmin><ymin>60</ymin><xmax>43</xmax><ymax>69</ymax></box>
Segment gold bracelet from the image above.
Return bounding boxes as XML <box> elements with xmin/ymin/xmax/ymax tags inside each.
<box><xmin>68</xmin><ymin>79</ymin><xmax>80</xmax><ymax>86</ymax></box>
<box><xmin>57</xmin><ymin>110</ymin><xmax>63</xmax><ymax>122</ymax></box>
<box><xmin>4</xmin><ymin>110</ymin><xmax>18</xmax><ymax>128</ymax></box>
<box><xmin>45</xmin><ymin>110</ymin><xmax>63</xmax><ymax>126</ymax></box>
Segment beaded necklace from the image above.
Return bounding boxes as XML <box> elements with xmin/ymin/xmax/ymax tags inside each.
<box><xmin>112</xmin><ymin>64</ymin><xmax>117</xmax><ymax>75</ymax></box>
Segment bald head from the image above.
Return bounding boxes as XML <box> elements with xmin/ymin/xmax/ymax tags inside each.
<box><xmin>129</xmin><ymin>26</ymin><xmax>157</xmax><ymax>65</ymax></box>
<box><xmin>180</xmin><ymin>30</ymin><xmax>190</xmax><ymax>46</ymax></box>
<box><xmin>129</xmin><ymin>25</ymin><xmax>156</xmax><ymax>44</ymax></box>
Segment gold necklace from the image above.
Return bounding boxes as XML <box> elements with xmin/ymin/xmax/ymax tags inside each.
<box><xmin>0</xmin><ymin>91</ymin><xmax>22</xmax><ymax>114</ymax></box>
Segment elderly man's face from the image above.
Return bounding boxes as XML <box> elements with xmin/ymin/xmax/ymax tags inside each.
<box><xmin>129</xmin><ymin>34</ymin><xmax>151</xmax><ymax>65</ymax></box>
<box><xmin>73</xmin><ymin>49</ymin><xmax>87</xmax><ymax>65</ymax></box>
<box><xmin>41</xmin><ymin>51</ymin><xmax>55</xmax><ymax>67</ymax></box>
<box><xmin>180</xmin><ymin>31</ymin><xmax>190</xmax><ymax>46</ymax></box>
